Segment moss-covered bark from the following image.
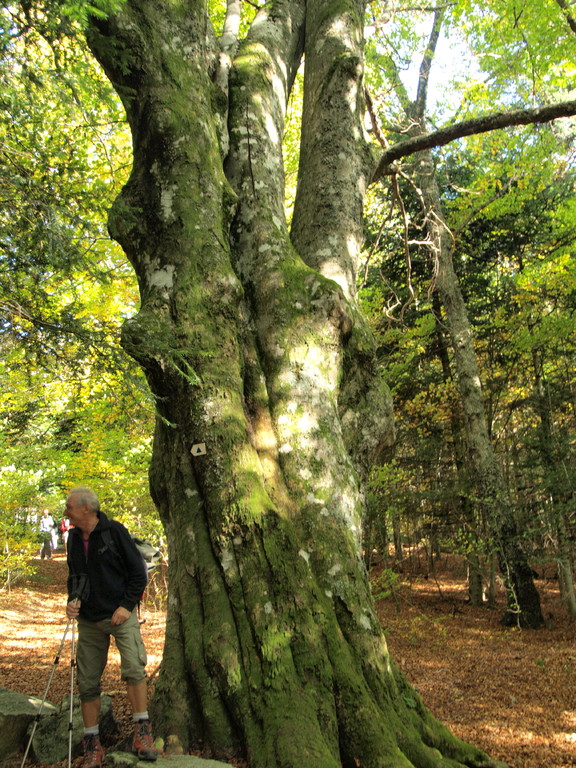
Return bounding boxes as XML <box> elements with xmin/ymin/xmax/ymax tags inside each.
<box><xmin>87</xmin><ymin>0</ymin><xmax>509</xmax><ymax>766</ymax></box>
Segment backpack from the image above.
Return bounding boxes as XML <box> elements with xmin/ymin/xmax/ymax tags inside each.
<box><xmin>98</xmin><ymin>528</ymin><xmax>161</xmax><ymax>583</ymax></box>
<box><xmin>131</xmin><ymin>535</ymin><xmax>162</xmax><ymax>577</ymax></box>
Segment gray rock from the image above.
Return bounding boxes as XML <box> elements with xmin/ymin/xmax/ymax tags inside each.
<box><xmin>107</xmin><ymin>754</ymin><xmax>232</xmax><ymax>768</ymax></box>
<box><xmin>0</xmin><ymin>686</ymin><xmax>58</xmax><ymax>759</ymax></box>
<box><xmin>31</xmin><ymin>694</ymin><xmax>116</xmax><ymax>763</ymax></box>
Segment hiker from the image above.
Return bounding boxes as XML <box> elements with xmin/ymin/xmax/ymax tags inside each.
<box><xmin>64</xmin><ymin>486</ymin><xmax>157</xmax><ymax>768</ymax></box>
<box><xmin>60</xmin><ymin>516</ymin><xmax>71</xmax><ymax>554</ymax></box>
<box><xmin>50</xmin><ymin>515</ymin><xmax>59</xmax><ymax>552</ymax></box>
<box><xmin>39</xmin><ymin>509</ymin><xmax>54</xmax><ymax>559</ymax></box>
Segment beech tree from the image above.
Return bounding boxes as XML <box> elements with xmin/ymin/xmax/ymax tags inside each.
<box><xmin>8</xmin><ymin>0</ymin><xmax>576</xmax><ymax>765</ymax></box>
<box><xmin>81</xmin><ymin>0</ymin><xmax>502</xmax><ymax>765</ymax></box>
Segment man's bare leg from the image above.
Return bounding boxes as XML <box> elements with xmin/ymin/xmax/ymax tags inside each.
<box><xmin>81</xmin><ymin>698</ymin><xmax>101</xmax><ymax>729</ymax></box>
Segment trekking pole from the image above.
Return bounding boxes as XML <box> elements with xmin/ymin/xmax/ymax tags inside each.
<box><xmin>20</xmin><ymin>619</ymin><xmax>72</xmax><ymax>768</ymax></box>
<box><xmin>67</xmin><ymin>603</ymin><xmax>78</xmax><ymax>768</ymax></box>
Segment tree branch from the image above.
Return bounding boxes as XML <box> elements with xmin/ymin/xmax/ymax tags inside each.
<box><xmin>413</xmin><ymin>6</ymin><xmax>444</xmax><ymax>121</ymax></box>
<box><xmin>371</xmin><ymin>99</ymin><xmax>576</xmax><ymax>183</ymax></box>
<box><xmin>554</xmin><ymin>0</ymin><xmax>576</xmax><ymax>36</ymax></box>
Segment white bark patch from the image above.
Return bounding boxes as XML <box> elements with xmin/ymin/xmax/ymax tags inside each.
<box><xmin>328</xmin><ymin>563</ymin><xmax>341</xmax><ymax>577</ymax></box>
<box><xmin>160</xmin><ymin>185</ymin><xmax>177</xmax><ymax>222</ymax></box>
<box><xmin>265</xmin><ymin>111</ymin><xmax>280</xmax><ymax>145</ymax></box>
<box><xmin>320</xmin><ymin>260</ymin><xmax>348</xmax><ymax>292</ymax></box>
<box><xmin>345</xmin><ymin>80</ymin><xmax>358</xmax><ymax>113</ymax></box>
<box><xmin>359</xmin><ymin>613</ymin><xmax>372</xmax><ymax>630</ymax></box>
<box><xmin>271</xmin><ymin>368</ymin><xmax>297</xmax><ymax>388</ymax></box>
<box><xmin>297</xmin><ymin>411</ymin><xmax>318</xmax><ymax>433</ymax></box>
<box><xmin>347</xmin><ymin>232</ymin><xmax>360</xmax><ymax>259</ymax></box>
<box><xmin>150</xmin><ymin>264</ymin><xmax>176</xmax><ymax>291</ymax></box>
<box><xmin>272</xmin><ymin>344</ymin><xmax>286</xmax><ymax>358</ymax></box>
<box><xmin>221</xmin><ymin>547</ymin><xmax>235</xmax><ymax>572</ymax></box>
<box><xmin>262</xmin><ymin>153</ymin><xmax>278</xmax><ymax>174</ymax></box>
<box><xmin>271</xmin><ymin>70</ymin><xmax>288</xmax><ymax>114</ymax></box>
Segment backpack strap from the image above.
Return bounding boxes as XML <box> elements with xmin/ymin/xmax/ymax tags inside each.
<box><xmin>97</xmin><ymin>528</ymin><xmax>119</xmax><ymax>557</ymax></box>
<box><xmin>68</xmin><ymin>532</ymin><xmax>90</xmax><ymax>601</ymax></box>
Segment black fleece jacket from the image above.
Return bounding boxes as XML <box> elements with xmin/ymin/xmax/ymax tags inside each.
<box><xmin>66</xmin><ymin>511</ymin><xmax>147</xmax><ymax>622</ymax></box>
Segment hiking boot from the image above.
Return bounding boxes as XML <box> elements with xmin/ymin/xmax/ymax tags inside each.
<box><xmin>82</xmin><ymin>734</ymin><xmax>104</xmax><ymax>768</ymax></box>
<box><xmin>132</xmin><ymin>719</ymin><xmax>157</xmax><ymax>761</ymax></box>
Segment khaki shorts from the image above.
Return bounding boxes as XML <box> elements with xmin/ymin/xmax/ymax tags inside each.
<box><xmin>76</xmin><ymin>610</ymin><xmax>147</xmax><ymax>702</ymax></box>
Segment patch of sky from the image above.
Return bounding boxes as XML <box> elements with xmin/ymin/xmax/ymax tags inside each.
<box><xmin>364</xmin><ymin>17</ymin><xmax>482</xmax><ymax>121</ymax></box>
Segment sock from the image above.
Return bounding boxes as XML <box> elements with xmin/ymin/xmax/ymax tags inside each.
<box><xmin>133</xmin><ymin>712</ymin><xmax>149</xmax><ymax>722</ymax></box>
<box><xmin>84</xmin><ymin>726</ymin><xmax>99</xmax><ymax>737</ymax></box>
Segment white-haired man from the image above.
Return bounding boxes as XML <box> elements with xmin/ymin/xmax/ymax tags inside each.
<box><xmin>65</xmin><ymin>486</ymin><xmax>157</xmax><ymax>768</ymax></box>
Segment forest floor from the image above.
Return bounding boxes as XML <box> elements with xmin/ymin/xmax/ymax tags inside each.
<box><xmin>0</xmin><ymin>553</ymin><xmax>575</xmax><ymax>768</ymax></box>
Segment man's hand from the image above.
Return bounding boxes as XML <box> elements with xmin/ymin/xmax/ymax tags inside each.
<box><xmin>66</xmin><ymin>599</ymin><xmax>80</xmax><ymax>619</ymax></box>
<box><xmin>111</xmin><ymin>606</ymin><xmax>131</xmax><ymax>626</ymax></box>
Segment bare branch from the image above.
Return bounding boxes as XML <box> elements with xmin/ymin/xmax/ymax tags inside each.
<box><xmin>371</xmin><ymin>99</ymin><xmax>576</xmax><ymax>183</ymax></box>
<box><xmin>364</xmin><ymin>88</ymin><xmax>389</xmax><ymax>148</ymax></box>
<box><xmin>413</xmin><ymin>6</ymin><xmax>444</xmax><ymax>120</ymax></box>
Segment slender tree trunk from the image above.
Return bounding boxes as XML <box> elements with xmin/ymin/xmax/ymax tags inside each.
<box><xmin>531</xmin><ymin>347</ymin><xmax>576</xmax><ymax>615</ymax></box>
<box><xmin>392</xmin><ymin>514</ymin><xmax>403</xmax><ymax>562</ymax></box>
<box><xmin>558</xmin><ymin>558</ymin><xmax>576</xmax><ymax>615</ymax></box>
<box><xmin>486</xmin><ymin>553</ymin><xmax>497</xmax><ymax>609</ymax></box>
<box><xmin>86</xmin><ymin>1</ymin><xmax>508</xmax><ymax>765</ymax></box>
<box><xmin>429</xmin><ymin>193</ymin><xmax>542</xmax><ymax>627</ymax></box>
<box><xmin>467</xmin><ymin>554</ymin><xmax>484</xmax><ymax>606</ymax></box>
<box><xmin>388</xmin><ymin>9</ymin><xmax>543</xmax><ymax>628</ymax></box>
<box><xmin>432</xmin><ymin>293</ymin><xmax>485</xmax><ymax>605</ymax></box>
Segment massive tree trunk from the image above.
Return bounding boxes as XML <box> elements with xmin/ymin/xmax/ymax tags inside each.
<box><xmin>87</xmin><ymin>1</ymin><xmax>507</xmax><ymax>766</ymax></box>
<box><xmin>386</xmin><ymin>8</ymin><xmax>543</xmax><ymax>629</ymax></box>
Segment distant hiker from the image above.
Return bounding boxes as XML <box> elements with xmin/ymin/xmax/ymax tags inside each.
<box><xmin>50</xmin><ymin>515</ymin><xmax>59</xmax><ymax>552</ymax></box>
<box><xmin>64</xmin><ymin>486</ymin><xmax>157</xmax><ymax>768</ymax></box>
<box><xmin>39</xmin><ymin>509</ymin><xmax>54</xmax><ymax>559</ymax></box>
<box><xmin>60</xmin><ymin>516</ymin><xmax>71</xmax><ymax>554</ymax></box>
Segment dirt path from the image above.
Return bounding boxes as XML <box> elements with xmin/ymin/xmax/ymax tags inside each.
<box><xmin>0</xmin><ymin>554</ymin><xmax>575</xmax><ymax>767</ymax></box>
